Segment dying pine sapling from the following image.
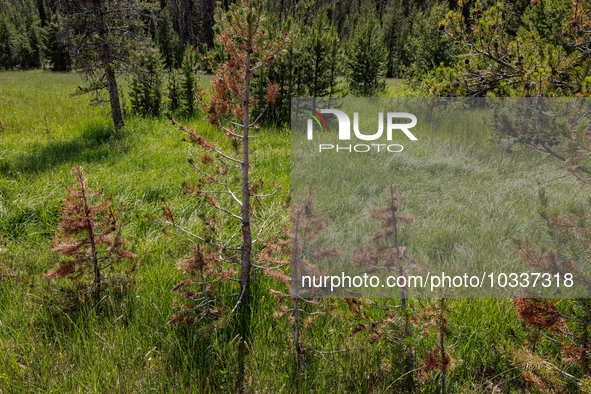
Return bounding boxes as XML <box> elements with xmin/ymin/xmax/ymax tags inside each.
<box><xmin>262</xmin><ymin>187</ymin><xmax>368</xmax><ymax>370</ymax></box>
<box><xmin>45</xmin><ymin>166</ymin><xmax>136</xmax><ymax>305</ymax></box>
<box><xmin>162</xmin><ymin>1</ymin><xmax>287</xmax><ymax>390</ymax></box>
<box><xmin>352</xmin><ymin>184</ymin><xmax>424</xmax><ymax>390</ymax></box>
<box><xmin>509</xmin><ymin>297</ymin><xmax>576</xmax><ymax>392</ymax></box>
<box><xmin>168</xmin><ymin>241</ymin><xmax>238</xmax><ymax>325</ymax></box>
<box><xmin>421</xmin><ymin>298</ymin><xmax>454</xmax><ymax>394</ymax></box>
<box><xmin>353</xmin><ymin>185</ymin><xmax>416</xmax><ymax>310</ymax></box>
<box><xmin>193</xmin><ymin>0</ymin><xmax>286</xmax><ymax>322</ymax></box>
<box><xmin>508</xmin><ymin>189</ymin><xmax>591</xmax><ymax>391</ymax></box>
<box><xmin>284</xmin><ymin>185</ymin><xmax>340</xmax><ymax>367</ymax></box>
<box><xmin>164</xmin><ymin>0</ymin><xmax>287</xmax><ymax>321</ymax></box>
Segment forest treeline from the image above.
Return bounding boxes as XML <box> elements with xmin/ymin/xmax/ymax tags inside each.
<box><xmin>2</xmin><ymin>0</ymin><xmax>586</xmax><ymax>120</ymax></box>
<box><xmin>1</xmin><ymin>0</ymin><xmax>463</xmax><ymax>77</ymax></box>
<box><xmin>0</xmin><ymin>0</ymin><xmax>544</xmax><ymax>104</ymax></box>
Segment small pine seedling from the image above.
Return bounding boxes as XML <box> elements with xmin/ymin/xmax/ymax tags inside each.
<box><xmin>45</xmin><ymin>166</ymin><xmax>136</xmax><ymax>305</ymax></box>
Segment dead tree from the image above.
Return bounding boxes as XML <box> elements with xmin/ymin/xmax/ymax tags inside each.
<box><xmin>192</xmin><ymin>0</ymin><xmax>286</xmax><ymax>332</ymax></box>
<box><xmin>45</xmin><ymin>166</ymin><xmax>136</xmax><ymax>305</ymax></box>
<box><xmin>353</xmin><ymin>185</ymin><xmax>417</xmax><ymax>311</ymax></box>
<box><xmin>421</xmin><ymin>298</ymin><xmax>453</xmax><ymax>394</ymax></box>
<box><xmin>162</xmin><ymin>1</ymin><xmax>287</xmax><ymax>390</ymax></box>
<box><xmin>353</xmin><ymin>184</ymin><xmax>426</xmax><ymax>391</ymax></box>
<box><xmin>289</xmin><ymin>185</ymin><xmax>339</xmax><ymax>367</ymax></box>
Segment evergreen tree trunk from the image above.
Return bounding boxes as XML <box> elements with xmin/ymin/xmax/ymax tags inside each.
<box><xmin>200</xmin><ymin>0</ymin><xmax>215</xmax><ymax>48</ymax></box>
<box><xmin>237</xmin><ymin>50</ymin><xmax>253</xmax><ymax>394</ymax></box>
<box><xmin>94</xmin><ymin>0</ymin><xmax>124</xmax><ymax>128</ymax></box>
<box><xmin>239</xmin><ymin>53</ymin><xmax>253</xmax><ymax>322</ymax></box>
<box><xmin>105</xmin><ymin>66</ymin><xmax>124</xmax><ymax>128</ymax></box>
<box><xmin>81</xmin><ymin>180</ymin><xmax>101</xmax><ymax>303</ymax></box>
<box><xmin>171</xmin><ymin>0</ymin><xmax>186</xmax><ymax>43</ymax></box>
<box><xmin>183</xmin><ymin>0</ymin><xmax>195</xmax><ymax>46</ymax></box>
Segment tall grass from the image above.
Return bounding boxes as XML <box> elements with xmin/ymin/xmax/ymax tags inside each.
<box><xmin>0</xmin><ymin>70</ymin><xmax>584</xmax><ymax>393</ymax></box>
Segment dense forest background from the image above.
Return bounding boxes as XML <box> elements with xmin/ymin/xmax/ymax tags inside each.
<box><xmin>2</xmin><ymin>0</ymin><xmax>458</xmax><ymax>76</ymax></box>
<box><xmin>0</xmin><ymin>0</ymin><xmax>535</xmax><ymax>101</ymax></box>
<box><xmin>1</xmin><ymin>0</ymin><xmax>583</xmax><ymax>106</ymax></box>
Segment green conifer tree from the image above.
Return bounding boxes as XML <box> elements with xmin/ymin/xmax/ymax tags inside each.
<box><xmin>304</xmin><ymin>11</ymin><xmax>341</xmax><ymax>104</ymax></box>
<box><xmin>180</xmin><ymin>45</ymin><xmax>199</xmax><ymax>114</ymax></box>
<box><xmin>129</xmin><ymin>51</ymin><xmax>164</xmax><ymax>116</ymax></box>
<box><xmin>345</xmin><ymin>12</ymin><xmax>387</xmax><ymax>96</ymax></box>
<box><xmin>45</xmin><ymin>13</ymin><xmax>72</xmax><ymax>71</ymax></box>
<box><xmin>167</xmin><ymin>69</ymin><xmax>182</xmax><ymax>112</ymax></box>
<box><xmin>0</xmin><ymin>16</ymin><xmax>13</xmax><ymax>70</ymax></box>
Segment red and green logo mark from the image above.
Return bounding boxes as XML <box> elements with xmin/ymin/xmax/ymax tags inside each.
<box><xmin>307</xmin><ymin>108</ymin><xmax>328</xmax><ymax>132</ymax></box>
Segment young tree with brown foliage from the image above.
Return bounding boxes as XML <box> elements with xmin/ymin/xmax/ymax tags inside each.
<box><xmin>169</xmin><ymin>242</ymin><xmax>237</xmax><ymax>325</ymax></box>
<box><xmin>352</xmin><ymin>185</ymin><xmax>423</xmax><ymax>391</ymax></box>
<box><xmin>288</xmin><ymin>185</ymin><xmax>340</xmax><ymax>366</ymax></box>
<box><xmin>509</xmin><ymin>190</ymin><xmax>591</xmax><ymax>391</ymax></box>
<box><xmin>194</xmin><ymin>0</ymin><xmax>286</xmax><ymax>323</ymax></box>
<box><xmin>508</xmin><ymin>297</ymin><xmax>591</xmax><ymax>392</ymax></box>
<box><xmin>45</xmin><ymin>166</ymin><xmax>136</xmax><ymax>304</ymax></box>
<box><xmin>500</xmin><ymin>186</ymin><xmax>591</xmax><ymax>391</ymax></box>
<box><xmin>353</xmin><ymin>185</ymin><xmax>416</xmax><ymax>309</ymax></box>
<box><xmin>421</xmin><ymin>298</ymin><xmax>452</xmax><ymax>394</ymax></box>
<box><xmin>515</xmin><ymin>190</ymin><xmax>591</xmax><ymax>296</ymax></box>
<box><xmin>163</xmin><ymin>1</ymin><xmax>287</xmax><ymax>390</ymax></box>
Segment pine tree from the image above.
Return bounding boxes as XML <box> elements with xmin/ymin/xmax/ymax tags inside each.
<box><xmin>156</xmin><ymin>8</ymin><xmax>177</xmax><ymax>70</ymax></box>
<box><xmin>353</xmin><ymin>184</ymin><xmax>421</xmax><ymax>389</ymax></box>
<box><xmin>304</xmin><ymin>11</ymin><xmax>341</xmax><ymax>104</ymax></box>
<box><xmin>421</xmin><ymin>298</ymin><xmax>453</xmax><ymax>394</ymax></box>
<box><xmin>0</xmin><ymin>16</ymin><xmax>14</xmax><ymax>70</ymax></box>
<box><xmin>353</xmin><ymin>185</ymin><xmax>415</xmax><ymax>307</ymax></box>
<box><xmin>57</xmin><ymin>0</ymin><xmax>155</xmax><ymax>128</ymax></box>
<box><xmin>200</xmin><ymin>0</ymin><xmax>215</xmax><ymax>49</ymax></box>
<box><xmin>345</xmin><ymin>11</ymin><xmax>387</xmax><ymax>96</ymax></box>
<box><xmin>180</xmin><ymin>45</ymin><xmax>199</xmax><ymax>114</ymax></box>
<box><xmin>253</xmin><ymin>13</ymin><xmax>342</xmax><ymax>123</ymax></box>
<box><xmin>252</xmin><ymin>17</ymin><xmax>307</xmax><ymax>123</ymax></box>
<box><xmin>382</xmin><ymin>0</ymin><xmax>408</xmax><ymax>77</ymax></box>
<box><xmin>289</xmin><ymin>185</ymin><xmax>339</xmax><ymax>367</ymax></box>
<box><xmin>403</xmin><ymin>3</ymin><xmax>454</xmax><ymax>82</ymax></box>
<box><xmin>129</xmin><ymin>51</ymin><xmax>164</xmax><ymax>116</ymax></box>
<box><xmin>167</xmin><ymin>69</ymin><xmax>182</xmax><ymax>112</ymax></box>
<box><xmin>163</xmin><ymin>1</ymin><xmax>287</xmax><ymax>390</ymax></box>
<box><xmin>44</xmin><ymin>12</ymin><xmax>71</xmax><ymax>71</ymax></box>
<box><xmin>45</xmin><ymin>166</ymin><xmax>136</xmax><ymax>305</ymax></box>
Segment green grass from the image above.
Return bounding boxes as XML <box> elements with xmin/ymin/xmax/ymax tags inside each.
<box><xmin>0</xmin><ymin>70</ymin><xmax>587</xmax><ymax>393</ymax></box>
<box><xmin>292</xmin><ymin>99</ymin><xmax>580</xmax><ymax>298</ymax></box>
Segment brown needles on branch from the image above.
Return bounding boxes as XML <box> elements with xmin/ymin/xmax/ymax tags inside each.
<box><xmin>163</xmin><ymin>2</ymin><xmax>288</xmax><ymax>391</ymax></box>
<box><xmin>288</xmin><ymin>185</ymin><xmax>340</xmax><ymax>367</ymax></box>
<box><xmin>45</xmin><ymin>166</ymin><xmax>136</xmax><ymax>307</ymax></box>
<box><xmin>353</xmin><ymin>184</ymin><xmax>417</xmax><ymax>308</ymax></box>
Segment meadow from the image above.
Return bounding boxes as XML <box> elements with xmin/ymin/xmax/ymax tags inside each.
<box><xmin>0</xmin><ymin>70</ymin><xmax>586</xmax><ymax>393</ymax></box>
